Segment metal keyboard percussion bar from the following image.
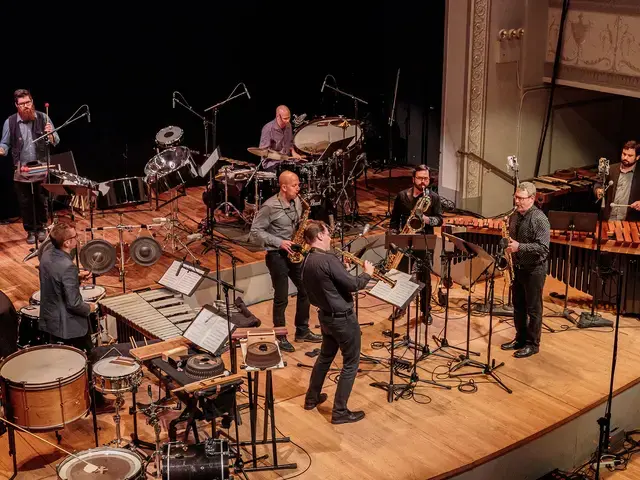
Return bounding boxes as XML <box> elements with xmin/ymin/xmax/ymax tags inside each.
<box><xmin>98</xmin><ymin>288</ymin><xmax>199</xmax><ymax>342</ymax></box>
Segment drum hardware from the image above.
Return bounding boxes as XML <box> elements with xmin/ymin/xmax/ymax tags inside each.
<box><xmin>212</xmin><ymin>163</ymin><xmax>250</xmax><ymax>224</ymax></box>
<box><xmin>156</xmin><ymin>190</ymin><xmax>201</xmax><ymax>263</ymax></box>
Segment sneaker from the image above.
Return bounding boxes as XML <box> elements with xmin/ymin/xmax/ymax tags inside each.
<box><xmin>294</xmin><ymin>330</ymin><xmax>322</xmax><ymax>343</ymax></box>
<box><xmin>277</xmin><ymin>336</ymin><xmax>295</xmax><ymax>353</ymax></box>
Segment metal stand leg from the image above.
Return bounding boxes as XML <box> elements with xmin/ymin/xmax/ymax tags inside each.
<box><xmin>7</xmin><ymin>425</ymin><xmax>18</xmax><ymax>480</ymax></box>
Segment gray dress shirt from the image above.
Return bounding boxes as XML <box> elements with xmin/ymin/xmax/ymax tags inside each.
<box><xmin>249</xmin><ymin>193</ymin><xmax>303</xmax><ymax>250</ymax></box>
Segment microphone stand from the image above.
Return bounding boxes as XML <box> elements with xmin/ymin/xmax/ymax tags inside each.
<box><xmin>323</xmin><ymin>82</ymin><xmax>368</xmax><ymax>225</ymax></box>
<box><xmin>387</xmin><ymin>68</ymin><xmax>400</xmax><ymax>217</ymax></box>
<box><xmin>200</xmin><ymin>85</ymin><xmax>249</xmax><ymax>233</ymax></box>
<box><xmin>32</xmin><ymin>106</ymin><xmax>89</xmax><ymax>225</ymax></box>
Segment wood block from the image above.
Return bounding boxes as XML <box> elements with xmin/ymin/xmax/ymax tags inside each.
<box><xmin>130</xmin><ymin>337</ymin><xmax>191</xmax><ymax>361</ymax></box>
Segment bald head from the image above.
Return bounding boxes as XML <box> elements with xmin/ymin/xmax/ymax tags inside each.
<box><xmin>278</xmin><ymin>170</ymin><xmax>300</xmax><ymax>202</ymax></box>
<box><xmin>275</xmin><ymin>105</ymin><xmax>291</xmax><ymax>129</ymax></box>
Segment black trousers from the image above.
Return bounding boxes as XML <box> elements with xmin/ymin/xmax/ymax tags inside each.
<box><xmin>305</xmin><ymin>311</ymin><xmax>361</xmax><ymax>415</ymax></box>
<box><xmin>265</xmin><ymin>250</ymin><xmax>310</xmax><ymax>335</ymax></box>
<box><xmin>512</xmin><ymin>267</ymin><xmax>546</xmax><ymax>348</ymax></box>
<box><xmin>14</xmin><ymin>180</ymin><xmax>48</xmax><ymax>233</ymax></box>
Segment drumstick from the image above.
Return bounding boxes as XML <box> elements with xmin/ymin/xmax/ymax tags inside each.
<box><xmin>0</xmin><ymin>417</ymin><xmax>106</xmax><ymax>473</ymax></box>
<box><xmin>610</xmin><ymin>203</ymin><xmax>633</xmax><ymax>208</ymax></box>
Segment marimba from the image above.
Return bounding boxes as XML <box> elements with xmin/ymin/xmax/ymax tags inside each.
<box><xmin>442</xmin><ymin>216</ymin><xmax>640</xmax><ymax>315</ymax></box>
<box><xmin>99</xmin><ymin>288</ymin><xmax>199</xmax><ymax>342</ymax></box>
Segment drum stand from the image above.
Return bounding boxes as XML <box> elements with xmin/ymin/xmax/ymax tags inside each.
<box><xmin>213</xmin><ymin>169</ymin><xmax>248</xmax><ymax>224</ymax></box>
<box><xmin>107</xmin><ymin>393</ymin><xmax>126</xmax><ymax>447</ymax></box>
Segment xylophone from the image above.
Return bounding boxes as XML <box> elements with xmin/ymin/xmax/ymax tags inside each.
<box><xmin>442</xmin><ymin>215</ymin><xmax>640</xmax><ymax>314</ymax></box>
<box><xmin>98</xmin><ymin>288</ymin><xmax>199</xmax><ymax>342</ymax></box>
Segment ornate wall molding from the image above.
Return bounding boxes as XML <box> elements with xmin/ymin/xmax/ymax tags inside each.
<box><xmin>463</xmin><ymin>0</ymin><xmax>490</xmax><ymax>199</ymax></box>
<box><xmin>546</xmin><ymin>4</ymin><xmax>640</xmax><ymax>97</ymax></box>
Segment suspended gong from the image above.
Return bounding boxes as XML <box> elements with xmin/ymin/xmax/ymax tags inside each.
<box><xmin>79</xmin><ymin>239</ymin><xmax>117</xmax><ymax>275</ymax></box>
<box><xmin>129</xmin><ymin>236</ymin><xmax>162</xmax><ymax>267</ymax></box>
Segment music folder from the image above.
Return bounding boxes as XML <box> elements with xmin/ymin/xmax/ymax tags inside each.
<box><xmin>158</xmin><ymin>260</ymin><xmax>210</xmax><ymax>297</ymax></box>
<box><xmin>368</xmin><ymin>269</ymin><xmax>423</xmax><ymax>310</ymax></box>
<box><xmin>182</xmin><ymin>304</ymin><xmax>236</xmax><ymax>357</ymax></box>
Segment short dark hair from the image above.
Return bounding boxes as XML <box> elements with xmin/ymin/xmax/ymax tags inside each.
<box><xmin>303</xmin><ymin>220</ymin><xmax>328</xmax><ymax>244</ymax></box>
<box><xmin>413</xmin><ymin>165</ymin><xmax>430</xmax><ymax>177</ymax></box>
<box><xmin>49</xmin><ymin>222</ymin><xmax>75</xmax><ymax>248</ymax></box>
<box><xmin>13</xmin><ymin>89</ymin><xmax>31</xmax><ymax>103</ymax></box>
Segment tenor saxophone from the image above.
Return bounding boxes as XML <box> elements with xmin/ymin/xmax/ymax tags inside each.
<box><xmin>288</xmin><ymin>195</ymin><xmax>311</xmax><ymax>264</ymax></box>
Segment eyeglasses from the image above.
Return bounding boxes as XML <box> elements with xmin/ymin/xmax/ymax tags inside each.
<box><xmin>415</xmin><ymin>176</ymin><xmax>430</xmax><ymax>181</ymax></box>
<box><xmin>16</xmin><ymin>100</ymin><xmax>33</xmax><ymax>108</ymax></box>
<box><xmin>514</xmin><ymin>195</ymin><xmax>532</xmax><ymax>201</ymax></box>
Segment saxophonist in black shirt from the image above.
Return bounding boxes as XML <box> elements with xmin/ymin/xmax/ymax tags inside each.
<box><xmin>501</xmin><ymin>182</ymin><xmax>550</xmax><ymax>358</ymax></box>
<box><xmin>388</xmin><ymin>165</ymin><xmax>443</xmax><ymax>323</ymax></box>
<box><xmin>301</xmin><ymin>220</ymin><xmax>374</xmax><ymax>424</ymax></box>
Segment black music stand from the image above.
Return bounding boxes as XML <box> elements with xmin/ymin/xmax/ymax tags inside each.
<box><xmin>545</xmin><ymin>211</ymin><xmax>599</xmax><ymax>325</ymax></box>
<box><xmin>445</xmin><ymin>233</ymin><xmax>512</xmax><ymax>393</ymax></box>
<box><xmin>442</xmin><ymin>234</ymin><xmax>494</xmax><ymax>370</ymax></box>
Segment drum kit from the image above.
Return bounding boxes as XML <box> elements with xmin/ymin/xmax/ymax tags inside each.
<box><xmin>213</xmin><ymin>115</ymin><xmax>366</xmax><ymax>223</ymax></box>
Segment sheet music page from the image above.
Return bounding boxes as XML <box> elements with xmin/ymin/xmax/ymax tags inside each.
<box><xmin>368</xmin><ymin>269</ymin><xmax>421</xmax><ymax>309</ymax></box>
<box><xmin>159</xmin><ymin>261</ymin><xmax>207</xmax><ymax>296</ymax></box>
<box><xmin>183</xmin><ymin>308</ymin><xmax>233</xmax><ymax>356</ymax></box>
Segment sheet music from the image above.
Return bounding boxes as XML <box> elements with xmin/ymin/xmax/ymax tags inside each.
<box><xmin>183</xmin><ymin>307</ymin><xmax>234</xmax><ymax>356</ymax></box>
<box><xmin>158</xmin><ymin>261</ymin><xmax>207</xmax><ymax>296</ymax></box>
<box><xmin>368</xmin><ymin>269</ymin><xmax>422</xmax><ymax>309</ymax></box>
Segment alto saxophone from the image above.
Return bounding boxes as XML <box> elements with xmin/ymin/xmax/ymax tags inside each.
<box><xmin>288</xmin><ymin>195</ymin><xmax>311</xmax><ymax>264</ymax></box>
<box><xmin>497</xmin><ymin>206</ymin><xmax>517</xmax><ymax>285</ymax></box>
<box><xmin>384</xmin><ymin>188</ymin><xmax>432</xmax><ymax>271</ymax></box>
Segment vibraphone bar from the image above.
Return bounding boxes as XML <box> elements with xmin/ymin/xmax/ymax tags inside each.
<box><xmin>99</xmin><ymin>288</ymin><xmax>199</xmax><ymax>342</ymax></box>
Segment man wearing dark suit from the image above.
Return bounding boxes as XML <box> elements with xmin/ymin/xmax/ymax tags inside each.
<box><xmin>38</xmin><ymin>222</ymin><xmax>96</xmax><ymax>352</ymax></box>
<box><xmin>595</xmin><ymin>140</ymin><xmax>640</xmax><ymax>222</ymax></box>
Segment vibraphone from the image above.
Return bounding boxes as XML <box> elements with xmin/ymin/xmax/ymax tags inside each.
<box><xmin>528</xmin><ymin>165</ymin><xmax>599</xmax><ymax>214</ymax></box>
<box><xmin>99</xmin><ymin>288</ymin><xmax>200</xmax><ymax>342</ymax></box>
<box><xmin>442</xmin><ymin>216</ymin><xmax>640</xmax><ymax>315</ymax></box>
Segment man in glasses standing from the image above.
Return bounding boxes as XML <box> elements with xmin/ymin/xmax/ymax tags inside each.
<box><xmin>502</xmin><ymin>182</ymin><xmax>550</xmax><ymax>358</ymax></box>
<box><xmin>0</xmin><ymin>89</ymin><xmax>59</xmax><ymax>244</ymax></box>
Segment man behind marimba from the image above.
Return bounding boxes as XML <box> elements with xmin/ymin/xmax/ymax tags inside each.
<box><xmin>595</xmin><ymin>140</ymin><xmax>640</xmax><ymax>221</ymax></box>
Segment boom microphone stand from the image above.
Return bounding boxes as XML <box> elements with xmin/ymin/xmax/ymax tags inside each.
<box><xmin>387</xmin><ymin>68</ymin><xmax>400</xmax><ymax>217</ymax></box>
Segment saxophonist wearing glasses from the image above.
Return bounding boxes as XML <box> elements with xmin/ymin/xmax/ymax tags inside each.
<box><xmin>388</xmin><ymin>165</ymin><xmax>443</xmax><ymax>324</ymax></box>
<box><xmin>501</xmin><ymin>182</ymin><xmax>550</xmax><ymax>358</ymax></box>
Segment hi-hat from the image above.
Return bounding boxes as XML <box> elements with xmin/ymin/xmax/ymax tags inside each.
<box><xmin>220</xmin><ymin>156</ymin><xmax>254</xmax><ymax>167</ymax></box>
<box><xmin>129</xmin><ymin>236</ymin><xmax>162</xmax><ymax>267</ymax></box>
<box><xmin>80</xmin><ymin>239</ymin><xmax>117</xmax><ymax>275</ymax></box>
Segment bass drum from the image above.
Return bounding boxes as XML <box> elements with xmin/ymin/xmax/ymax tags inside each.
<box><xmin>96</xmin><ymin>177</ymin><xmax>149</xmax><ymax>210</ymax></box>
<box><xmin>293</xmin><ymin>116</ymin><xmax>362</xmax><ymax>156</ymax></box>
<box><xmin>162</xmin><ymin>438</ymin><xmax>230</xmax><ymax>480</ymax></box>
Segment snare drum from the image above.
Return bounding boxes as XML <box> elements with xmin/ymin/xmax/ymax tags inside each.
<box><xmin>18</xmin><ymin>305</ymin><xmax>45</xmax><ymax>347</ymax></box>
<box><xmin>57</xmin><ymin>446</ymin><xmax>144</xmax><ymax>479</ymax></box>
<box><xmin>80</xmin><ymin>285</ymin><xmax>106</xmax><ymax>302</ymax></box>
<box><xmin>0</xmin><ymin>344</ymin><xmax>90</xmax><ymax>430</ymax></box>
<box><xmin>92</xmin><ymin>356</ymin><xmax>143</xmax><ymax>394</ymax></box>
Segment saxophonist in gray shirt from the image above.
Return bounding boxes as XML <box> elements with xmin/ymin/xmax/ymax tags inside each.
<box><xmin>249</xmin><ymin>170</ymin><xmax>321</xmax><ymax>352</ymax></box>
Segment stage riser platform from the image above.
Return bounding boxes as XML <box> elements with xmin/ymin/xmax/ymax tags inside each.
<box><xmin>446</xmin><ymin>380</ymin><xmax>640</xmax><ymax>480</ymax></box>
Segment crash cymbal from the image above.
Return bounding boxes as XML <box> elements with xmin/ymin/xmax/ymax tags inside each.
<box><xmin>247</xmin><ymin>147</ymin><xmax>297</xmax><ymax>162</ymax></box>
<box><xmin>221</xmin><ymin>156</ymin><xmax>253</xmax><ymax>167</ymax></box>
<box><xmin>247</xmin><ymin>147</ymin><xmax>270</xmax><ymax>157</ymax></box>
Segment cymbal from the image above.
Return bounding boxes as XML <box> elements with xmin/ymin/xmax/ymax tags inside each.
<box><xmin>221</xmin><ymin>156</ymin><xmax>253</xmax><ymax>167</ymax></box>
<box><xmin>330</xmin><ymin>118</ymin><xmax>358</xmax><ymax>128</ymax></box>
<box><xmin>247</xmin><ymin>147</ymin><xmax>302</xmax><ymax>162</ymax></box>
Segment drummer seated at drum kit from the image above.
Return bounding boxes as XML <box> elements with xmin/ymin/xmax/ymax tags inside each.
<box><xmin>37</xmin><ymin>222</ymin><xmax>114</xmax><ymax>411</ymax></box>
<box><xmin>259</xmin><ymin>105</ymin><xmax>306</xmax><ymax>171</ymax></box>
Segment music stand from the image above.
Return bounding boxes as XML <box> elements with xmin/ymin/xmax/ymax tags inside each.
<box><xmin>441</xmin><ymin>233</ymin><xmax>493</xmax><ymax>370</ymax></box>
<box><xmin>444</xmin><ymin>233</ymin><xmax>512</xmax><ymax>393</ymax></box>
<box><xmin>544</xmin><ymin>211</ymin><xmax>603</xmax><ymax>326</ymax></box>
<box><xmin>369</xmin><ymin>270</ymin><xmax>425</xmax><ymax>402</ymax></box>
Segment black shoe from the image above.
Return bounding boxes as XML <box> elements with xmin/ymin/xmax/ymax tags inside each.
<box><xmin>277</xmin><ymin>336</ymin><xmax>295</xmax><ymax>353</ymax></box>
<box><xmin>295</xmin><ymin>330</ymin><xmax>322</xmax><ymax>343</ymax></box>
<box><xmin>37</xmin><ymin>230</ymin><xmax>46</xmax><ymax>242</ymax></box>
<box><xmin>500</xmin><ymin>339</ymin><xmax>525</xmax><ymax>351</ymax></box>
<box><xmin>304</xmin><ymin>393</ymin><xmax>328</xmax><ymax>410</ymax></box>
<box><xmin>26</xmin><ymin>232</ymin><xmax>36</xmax><ymax>245</ymax></box>
<box><xmin>513</xmin><ymin>345</ymin><xmax>538</xmax><ymax>358</ymax></box>
<box><xmin>331</xmin><ymin>410</ymin><xmax>365</xmax><ymax>425</ymax></box>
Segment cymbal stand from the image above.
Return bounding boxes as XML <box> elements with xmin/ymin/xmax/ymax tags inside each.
<box><xmin>160</xmin><ymin>190</ymin><xmax>199</xmax><ymax>263</ymax></box>
<box><xmin>106</xmin><ymin>393</ymin><xmax>126</xmax><ymax>447</ymax></box>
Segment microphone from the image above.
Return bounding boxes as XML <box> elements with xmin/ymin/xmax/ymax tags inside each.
<box><xmin>86</xmin><ymin>106</ymin><xmax>91</xmax><ymax>123</ymax></box>
<box><xmin>321</xmin><ymin>76</ymin><xmax>326</xmax><ymax>93</ymax></box>
<box><xmin>243</xmin><ymin>83</ymin><xmax>251</xmax><ymax>100</ymax></box>
<box><xmin>389</xmin><ymin>243</ymin><xmax>405</xmax><ymax>254</ymax></box>
<box><xmin>172</xmin><ymin>92</ymin><xmax>176</xmax><ymax>109</ymax></box>
<box><xmin>498</xmin><ymin>237</ymin><xmax>509</xmax><ymax>249</ymax></box>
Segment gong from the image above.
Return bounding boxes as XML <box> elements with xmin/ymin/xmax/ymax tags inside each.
<box><xmin>129</xmin><ymin>236</ymin><xmax>162</xmax><ymax>267</ymax></box>
<box><xmin>245</xmin><ymin>342</ymin><xmax>281</xmax><ymax>369</ymax></box>
<box><xmin>79</xmin><ymin>239</ymin><xmax>117</xmax><ymax>275</ymax></box>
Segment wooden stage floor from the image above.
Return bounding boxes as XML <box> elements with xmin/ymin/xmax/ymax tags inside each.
<box><xmin>1</xmin><ymin>168</ymin><xmax>639</xmax><ymax>479</ymax></box>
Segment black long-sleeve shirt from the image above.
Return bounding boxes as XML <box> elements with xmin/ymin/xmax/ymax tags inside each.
<box><xmin>389</xmin><ymin>188</ymin><xmax>443</xmax><ymax>235</ymax></box>
<box><xmin>508</xmin><ymin>205</ymin><xmax>550</xmax><ymax>271</ymax></box>
<box><xmin>301</xmin><ymin>248</ymin><xmax>372</xmax><ymax>314</ymax></box>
